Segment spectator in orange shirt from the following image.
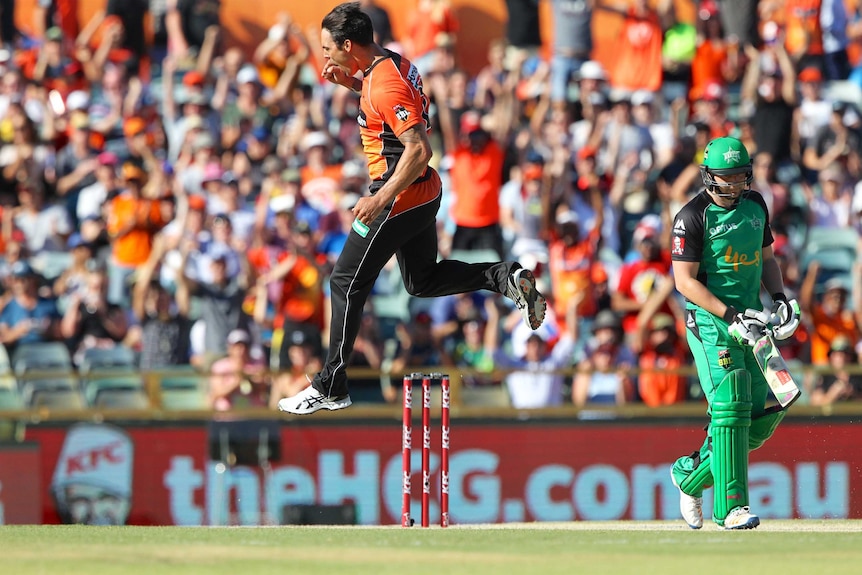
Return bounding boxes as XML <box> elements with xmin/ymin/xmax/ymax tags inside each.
<box><xmin>597</xmin><ymin>0</ymin><xmax>673</xmax><ymax>93</ymax></box>
<box><xmin>404</xmin><ymin>0</ymin><xmax>459</xmax><ymax>78</ymax></box>
<box><xmin>448</xmin><ymin>111</ymin><xmax>505</xmax><ymax>258</ymax></box>
<box><xmin>105</xmin><ymin>162</ymin><xmax>166</xmax><ymax>305</ymax></box>
<box><xmin>637</xmin><ymin>313</ymin><xmax>688</xmax><ymax>406</ymax></box>
<box><xmin>800</xmin><ymin>260</ymin><xmax>861</xmax><ymax>365</ymax></box>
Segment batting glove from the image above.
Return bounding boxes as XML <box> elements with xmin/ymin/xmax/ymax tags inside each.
<box><xmin>770</xmin><ymin>293</ymin><xmax>800</xmax><ymax>341</ymax></box>
<box><xmin>727</xmin><ymin>308</ymin><xmax>771</xmax><ymax>347</ymax></box>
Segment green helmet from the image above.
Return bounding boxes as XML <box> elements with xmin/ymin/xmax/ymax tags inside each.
<box><xmin>700</xmin><ymin>137</ymin><xmax>752</xmax><ymax>198</ymax></box>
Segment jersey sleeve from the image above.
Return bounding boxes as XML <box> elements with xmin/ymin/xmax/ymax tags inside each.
<box><xmin>670</xmin><ymin>203</ymin><xmax>704</xmax><ymax>262</ymax></box>
<box><xmin>371</xmin><ymin>75</ymin><xmax>424</xmax><ymax>138</ymax></box>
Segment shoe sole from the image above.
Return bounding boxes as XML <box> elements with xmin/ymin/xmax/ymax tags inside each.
<box><xmin>509</xmin><ymin>269</ymin><xmax>547</xmax><ymax>330</ymax></box>
<box><xmin>278</xmin><ymin>396</ymin><xmax>353</xmax><ymax>415</ymax></box>
<box><xmin>670</xmin><ymin>465</ymin><xmax>703</xmax><ymax>530</ymax></box>
<box><xmin>721</xmin><ymin>516</ymin><xmax>760</xmax><ymax>530</ymax></box>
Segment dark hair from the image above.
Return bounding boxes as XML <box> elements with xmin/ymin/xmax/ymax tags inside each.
<box><xmin>322</xmin><ymin>2</ymin><xmax>374</xmax><ymax>47</ymax></box>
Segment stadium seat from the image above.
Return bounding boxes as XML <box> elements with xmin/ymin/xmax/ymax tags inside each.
<box><xmin>93</xmin><ymin>387</ymin><xmax>151</xmax><ymax>409</ymax></box>
<box><xmin>0</xmin><ymin>344</ymin><xmax>11</xmax><ymax>375</ymax></box>
<box><xmin>161</xmin><ymin>387</ymin><xmax>209</xmax><ymax>410</ymax></box>
<box><xmin>83</xmin><ymin>375</ymin><xmax>145</xmax><ymax>406</ymax></box>
<box><xmin>20</xmin><ymin>376</ymin><xmax>84</xmax><ymax>409</ymax></box>
<box><xmin>0</xmin><ymin>386</ymin><xmax>22</xmax><ymax>409</ymax></box>
<box><xmin>12</xmin><ymin>342</ymin><xmax>73</xmax><ymax>377</ymax></box>
<box><xmin>78</xmin><ymin>346</ymin><xmax>138</xmax><ymax>376</ymax></box>
<box><xmin>159</xmin><ymin>371</ymin><xmax>209</xmax><ymax>410</ymax></box>
<box><xmin>460</xmin><ymin>384</ymin><xmax>511</xmax><ymax>408</ymax></box>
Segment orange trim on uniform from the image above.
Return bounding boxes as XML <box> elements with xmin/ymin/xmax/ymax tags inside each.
<box><xmin>360</xmin><ymin>50</ymin><xmax>431</xmax><ymax>187</ymax></box>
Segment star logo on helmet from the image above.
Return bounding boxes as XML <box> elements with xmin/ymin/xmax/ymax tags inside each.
<box><xmin>723</xmin><ymin>149</ymin><xmax>741</xmax><ymax>163</ymax></box>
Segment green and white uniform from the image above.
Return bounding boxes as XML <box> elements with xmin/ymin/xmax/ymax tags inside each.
<box><xmin>669</xmin><ymin>139</ymin><xmax>778</xmax><ymax>526</ymax></box>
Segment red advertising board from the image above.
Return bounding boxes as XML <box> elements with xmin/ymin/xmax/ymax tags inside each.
<box><xmin>0</xmin><ymin>443</ymin><xmax>42</xmax><ymax>524</ymax></box>
<box><xmin>21</xmin><ymin>419</ymin><xmax>861</xmax><ymax>525</ymax></box>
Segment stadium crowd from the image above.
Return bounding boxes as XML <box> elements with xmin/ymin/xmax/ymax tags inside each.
<box><xmin>0</xmin><ymin>0</ymin><xmax>861</xmax><ymax>411</ymax></box>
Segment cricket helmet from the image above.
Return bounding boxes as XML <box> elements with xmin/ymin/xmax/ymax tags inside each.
<box><xmin>700</xmin><ymin>137</ymin><xmax>752</xmax><ymax>199</ymax></box>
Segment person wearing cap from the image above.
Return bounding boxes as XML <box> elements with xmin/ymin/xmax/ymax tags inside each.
<box><xmin>0</xmin><ymin>260</ymin><xmax>59</xmax><ymax>352</ymax></box>
<box><xmin>176</xmin><ymin>222</ymin><xmax>252</xmax><ymax>366</ymax></box>
<box><xmin>636</xmin><ymin>312</ymin><xmax>688</xmax><ymax>407</ymax></box>
<box><xmin>105</xmin><ymin>161</ymin><xmax>167</xmax><ymax>306</ymax></box>
<box><xmin>804</xmin><ymin>161</ymin><xmax>852</xmax><ymax>230</ymax></box>
<box><xmin>547</xmin><ymin>208</ymin><xmax>603</xmax><ymax>324</ymax></box>
<box><xmin>279</xmin><ymin>4</ymin><xmax>546</xmax><ymax>415</ymax></box>
<box><xmin>802</xmin><ymin>99</ymin><xmax>862</xmax><ymax>174</ymax></box>
<box><xmin>571</xmin><ymin>312</ymin><xmax>636</xmax><ymax>407</ymax></box>
<box><xmin>669</xmin><ymin>136</ymin><xmax>800</xmax><ymax>531</ymax></box>
<box><xmin>448</xmin><ymin>109</ymin><xmax>506</xmax><ymax>259</ymax></box>
<box><xmin>209</xmin><ymin>328</ymin><xmax>269</xmax><ymax>411</ymax></box>
<box><xmin>487</xmin><ymin>290</ymin><xmax>579</xmax><ymax>409</ymax></box>
<box><xmin>612</xmin><ymin>215</ymin><xmax>675</xmax><ymax>336</ymax></box>
<box><xmin>808</xmin><ymin>335</ymin><xmax>862</xmax><ymax>406</ymax></box>
<box><xmin>794</xmin><ymin>66</ymin><xmax>832</xmax><ymax>154</ymax></box>
<box><xmin>800</xmin><ymin>261</ymin><xmax>860</xmax><ymax>365</ymax></box>
<box><xmin>52</xmin><ymin>233</ymin><xmax>95</xmax><ymax>301</ymax></box>
<box><xmin>499</xmin><ymin>151</ymin><xmax>548</xmax><ymax>262</ymax></box>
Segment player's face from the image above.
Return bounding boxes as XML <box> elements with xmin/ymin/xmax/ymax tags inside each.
<box><xmin>320</xmin><ymin>29</ymin><xmax>356</xmax><ymax>75</ymax></box>
<box><xmin>711</xmin><ymin>172</ymin><xmax>747</xmax><ymax>203</ymax></box>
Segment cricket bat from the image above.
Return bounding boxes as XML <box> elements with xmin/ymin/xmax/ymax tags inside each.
<box><xmin>752</xmin><ymin>330</ymin><xmax>801</xmax><ymax>409</ymax></box>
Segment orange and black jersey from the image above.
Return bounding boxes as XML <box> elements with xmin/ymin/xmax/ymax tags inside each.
<box><xmin>359</xmin><ymin>49</ymin><xmax>432</xmax><ymax>193</ymax></box>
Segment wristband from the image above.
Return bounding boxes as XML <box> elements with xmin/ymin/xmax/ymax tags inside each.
<box><xmin>771</xmin><ymin>292</ymin><xmax>787</xmax><ymax>303</ymax></box>
<box><xmin>723</xmin><ymin>306</ymin><xmax>738</xmax><ymax>323</ymax></box>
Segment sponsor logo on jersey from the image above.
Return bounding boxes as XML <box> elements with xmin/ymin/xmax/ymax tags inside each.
<box><xmin>750</xmin><ymin>218</ymin><xmax>763</xmax><ymax>230</ymax></box>
<box><xmin>718</xmin><ymin>349</ymin><xmax>733</xmax><ymax>370</ymax></box>
<box><xmin>709</xmin><ymin>222</ymin><xmax>739</xmax><ymax>236</ymax></box>
<box><xmin>357</xmin><ymin>110</ymin><xmax>367</xmax><ymax>128</ymax></box>
<box><xmin>393</xmin><ymin>104</ymin><xmax>410</xmax><ymax>122</ymax></box>
<box><xmin>406</xmin><ymin>64</ymin><xmax>422</xmax><ymax>91</ymax></box>
<box><xmin>672</xmin><ymin>236</ymin><xmax>685</xmax><ymax>255</ymax></box>
<box><xmin>723</xmin><ymin>149</ymin><xmax>741</xmax><ymax>163</ymax></box>
<box><xmin>724</xmin><ymin>246</ymin><xmax>760</xmax><ymax>271</ymax></box>
<box><xmin>673</xmin><ymin>219</ymin><xmax>686</xmax><ymax>235</ymax></box>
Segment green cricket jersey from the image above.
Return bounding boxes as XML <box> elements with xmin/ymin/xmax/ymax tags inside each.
<box><xmin>671</xmin><ymin>190</ymin><xmax>774</xmax><ymax>314</ymax></box>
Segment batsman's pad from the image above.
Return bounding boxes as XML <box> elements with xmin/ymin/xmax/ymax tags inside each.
<box><xmin>749</xmin><ymin>409</ymin><xmax>785</xmax><ymax>451</ymax></box>
<box><xmin>711</xmin><ymin>369</ymin><xmax>751</xmax><ymax>523</ymax></box>
<box><xmin>672</xmin><ymin>409</ymin><xmax>786</xmax><ymax>498</ymax></box>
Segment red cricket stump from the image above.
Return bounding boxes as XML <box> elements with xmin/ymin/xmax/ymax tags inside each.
<box><xmin>421</xmin><ymin>376</ymin><xmax>431</xmax><ymax>528</ymax></box>
<box><xmin>401</xmin><ymin>375</ymin><xmax>413</xmax><ymax>527</ymax></box>
<box><xmin>440</xmin><ymin>375</ymin><xmax>450</xmax><ymax>528</ymax></box>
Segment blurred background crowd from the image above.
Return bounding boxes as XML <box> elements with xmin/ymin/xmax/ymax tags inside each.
<box><xmin>0</xmin><ymin>0</ymin><xmax>861</xmax><ymax>412</ymax></box>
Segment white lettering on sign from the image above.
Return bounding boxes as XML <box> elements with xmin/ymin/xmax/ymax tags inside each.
<box><xmin>162</xmin><ymin>452</ymin><xmax>851</xmax><ymax>525</ymax></box>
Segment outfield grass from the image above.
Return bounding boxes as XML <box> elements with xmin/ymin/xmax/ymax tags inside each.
<box><xmin>1</xmin><ymin>521</ymin><xmax>861</xmax><ymax>575</ymax></box>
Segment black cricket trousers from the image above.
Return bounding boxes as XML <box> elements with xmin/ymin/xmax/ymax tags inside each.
<box><xmin>313</xmin><ymin>169</ymin><xmax>517</xmax><ymax>397</ymax></box>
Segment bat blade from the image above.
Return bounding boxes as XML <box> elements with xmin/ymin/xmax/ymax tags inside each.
<box><xmin>753</xmin><ymin>332</ymin><xmax>801</xmax><ymax>408</ymax></box>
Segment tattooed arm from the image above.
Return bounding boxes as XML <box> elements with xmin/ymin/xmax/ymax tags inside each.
<box><xmin>352</xmin><ymin>124</ymin><xmax>433</xmax><ymax>226</ymax></box>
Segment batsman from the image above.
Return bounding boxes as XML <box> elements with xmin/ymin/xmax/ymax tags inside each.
<box><xmin>668</xmin><ymin>137</ymin><xmax>801</xmax><ymax>530</ymax></box>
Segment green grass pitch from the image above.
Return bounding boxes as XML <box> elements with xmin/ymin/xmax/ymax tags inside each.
<box><xmin>2</xmin><ymin>521</ymin><xmax>861</xmax><ymax>575</ymax></box>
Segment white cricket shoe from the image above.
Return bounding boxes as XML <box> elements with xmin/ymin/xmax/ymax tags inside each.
<box><xmin>671</xmin><ymin>467</ymin><xmax>703</xmax><ymax>529</ymax></box>
<box><xmin>506</xmin><ymin>268</ymin><xmax>546</xmax><ymax>330</ymax></box>
<box><xmin>278</xmin><ymin>385</ymin><xmax>352</xmax><ymax>415</ymax></box>
<box><xmin>720</xmin><ymin>506</ymin><xmax>760</xmax><ymax>530</ymax></box>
